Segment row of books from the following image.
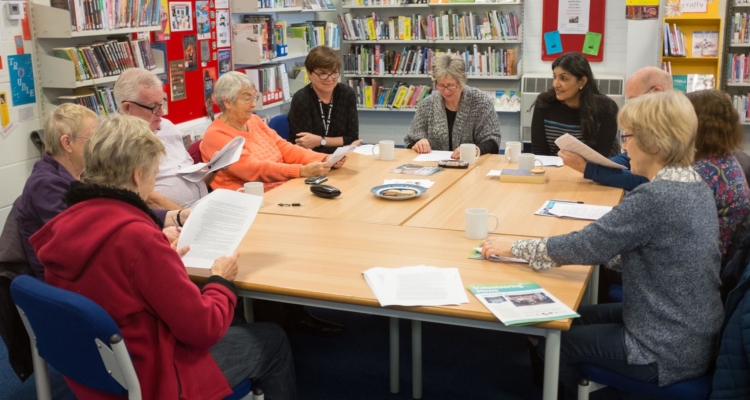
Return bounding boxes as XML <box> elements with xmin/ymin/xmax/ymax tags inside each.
<box><xmin>235</xmin><ymin>64</ymin><xmax>292</xmax><ymax>106</ymax></box>
<box><xmin>50</xmin><ymin>0</ymin><xmax>160</xmax><ymax>31</ymax></box>
<box><xmin>287</xmin><ymin>21</ymin><xmax>342</xmax><ymax>51</ymax></box>
<box><xmin>338</xmin><ymin>11</ymin><xmax>519</xmax><ymax>41</ymax></box>
<box><xmin>732</xmin><ymin>13</ymin><xmax>750</xmax><ymax>44</ymax></box>
<box><xmin>52</xmin><ymin>38</ymin><xmax>156</xmax><ymax>82</ymax></box>
<box><xmin>301</xmin><ymin>0</ymin><xmax>336</xmax><ymax>9</ymax></box>
<box><xmin>729</xmin><ymin>53</ymin><xmax>750</xmax><ymax>83</ymax></box>
<box><xmin>348</xmin><ymin>79</ymin><xmax>433</xmax><ymax>109</ymax></box>
<box><xmin>343</xmin><ymin>45</ymin><xmax>517</xmax><ymax>76</ymax></box>
<box><xmin>732</xmin><ymin>94</ymin><xmax>750</xmax><ymax>123</ymax></box>
<box><xmin>662</xmin><ymin>23</ymin><xmax>687</xmax><ymax>57</ymax></box>
<box><xmin>58</xmin><ymin>87</ymin><xmax>118</xmax><ymax>116</ymax></box>
<box><xmin>344</xmin><ymin>0</ymin><xmax>519</xmax><ymax>4</ymax></box>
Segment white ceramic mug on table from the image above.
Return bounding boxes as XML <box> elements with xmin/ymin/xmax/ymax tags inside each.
<box><xmin>465</xmin><ymin>208</ymin><xmax>499</xmax><ymax>240</ymax></box>
<box><xmin>518</xmin><ymin>153</ymin><xmax>544</xmax><ymax>171</ymax></box>
<box><xmin>459</xmin><ymin>143</ymin><xmax>480</xmax><ymax>165</ymax></box>
<box><xmin>505</xmin><ymin>141</ymin><xmax>522</xmax><ymax>162</ymax></box>
<box><xmin>372</xmin><ymin>140</ymin><xmax>395</xmax><ymax>161</ymax></box>
<box><xmin>236</xmin><ymin>182</ymin><xmax>265</xmax><ymax>206</ymax></box>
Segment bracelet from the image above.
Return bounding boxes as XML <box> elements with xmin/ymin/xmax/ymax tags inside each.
<box><xmin>176</xmin><ymin>210</ymin><xmax>183</xmax><ymax>227</ymax></box>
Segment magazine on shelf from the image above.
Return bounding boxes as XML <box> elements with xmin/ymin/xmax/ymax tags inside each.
<box><xmin>691</xmin><ymin>31</ymin><xmax>719</xmax><ymax>57</ymax></box>
<box><xmin>468</xmin><ymin>282</ymin><xmax>580</xmax><ymax>326</ymax></box>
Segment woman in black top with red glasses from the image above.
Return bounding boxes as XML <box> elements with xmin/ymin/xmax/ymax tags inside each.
<box><xmin>287</xmin><ymin>46</ymin><xmax>361</xmax><ymax>154</ymax></box>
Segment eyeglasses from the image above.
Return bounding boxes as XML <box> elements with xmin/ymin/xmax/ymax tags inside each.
<box><xmin>621</xmin><ymin>134</ymin><xmax>634</xmax><ymax>143</ymax></box>
<box><xmin>126</xmin><ymin>97</ymin><xmax>167</xmax><ymax>114</ymax></box>
<box><xmin>239</xmin><ymin>92</ymin><xmax>262</xmax><ymax>104</ymax></box>
<box><xmin>312</xmin><ymin>71</ymin><xmax>340</xmax><ymax>81</ymax></box>
<box><xmin>435</xmin><ymin>83</ymin><xmax>459</xmax><ymax>91</ymax></box>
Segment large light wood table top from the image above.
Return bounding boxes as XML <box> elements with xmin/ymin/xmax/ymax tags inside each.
<box><xmin>404</xmin><ymin>155</ymin><xmax>624</xmax><ymax>238</ymax></box>
<box><xmin>188</xmin><ymin>214</ymin><xmax>592</xmax><ymax>331</ymax></box>
<box><xmin>258</xmin><ymin>149</ymin><xmax>487</xmax><ymax>225</ymax></box>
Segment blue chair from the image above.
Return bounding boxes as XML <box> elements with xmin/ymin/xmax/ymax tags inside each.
<box><xmin>608</xmin><ymin>284</ymin><xmax>623</xmax><ymax>302</ymax></box>
<box><xmin>268</xmin><ymin>114</ymin><xmax>290</xmax><ymax>140</ymax></box>
<box><xmin>577</xmin><ymin>363</ymin><xmax>711</xmax><ymax>400</ymax></box>
<box><xmin>11</xmin><ymin>275</ymin><xmax>262</xmax><ymax>400</ymax></box>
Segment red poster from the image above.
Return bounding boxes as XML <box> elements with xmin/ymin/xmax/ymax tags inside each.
<box><xmin>21</xmin><ymin>3</ymin><xmax>31</xmax><ymax>40</ymax></box>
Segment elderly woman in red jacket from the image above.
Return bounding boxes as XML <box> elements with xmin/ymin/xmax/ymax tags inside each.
<box><xmin>30</xmin><ymin>114</ymin><xmax>297</xmax><ymax>400</ymax></box>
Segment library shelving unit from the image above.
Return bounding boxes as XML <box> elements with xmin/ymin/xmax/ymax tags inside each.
<box><xmin>723</xmin><ymin>1</ymin><xmax>750</xmax><ymax>124</ymax></box>
<box><xmin>30</xmin><ymin>3</ymin><xmax>163</xmax><ymax>117</ymax></box>
<box><xmin>661</xmin><ymin>1</ymin><xmax>722</xmax><ymax>88</ymax></box>
<box><xmin>340</xmin><ymin>0</ymin><xmax>523</xmax><ymax>113</ymax></box>
<box><xmin>230</xmin><ymin>0</ymin><xmax>337</xmax><ymax>113</ymax></box>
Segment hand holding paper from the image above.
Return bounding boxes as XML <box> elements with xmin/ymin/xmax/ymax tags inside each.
<box><xmin>554</xmin><ymin>134</ymin><xmax>627</xmax><ymax>170</ymax></box>
<box><xmin>326</xmin><ymin>144</ymin><xmax>357</xmax><ymax>165</ymax></box>
<box><xmin>178</xmin><ymin>136</ymin><xmax>245</xmax><ymax>182</ymax></box>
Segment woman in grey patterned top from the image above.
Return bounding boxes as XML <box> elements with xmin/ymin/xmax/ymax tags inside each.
<box><xmin>482</xmin><ymin>91</ymin><xmax>724</xmax><ymax>396</ymax></box>
<box><xmin>404</xmin><ymin>54</ymin><xmax>501</xmax><ymax>158</ymax></box>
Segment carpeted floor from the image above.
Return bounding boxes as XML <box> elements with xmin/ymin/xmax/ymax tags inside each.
<box><xmin>0</xmin><ymin>307</ymin><xmax>542</xmax><ymax>399</ymax></box>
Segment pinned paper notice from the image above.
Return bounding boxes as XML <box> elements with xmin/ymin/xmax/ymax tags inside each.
<box><xmin>544</xmin><ymin>31</ymin><xmax>563</xmax><ymax>55</ymax></box>
<box><xmin>582</xmin><ymin>32</ymin><xmax>602</xmax><ymax>56</ymax></box>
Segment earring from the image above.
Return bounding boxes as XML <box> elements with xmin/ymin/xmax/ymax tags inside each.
<box><xmin>579</xmin><ymin>87</ymin><xmax>583</xmax><ymax>90</ymax></box>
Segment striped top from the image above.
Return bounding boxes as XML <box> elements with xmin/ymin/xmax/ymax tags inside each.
<box><xmin>530</xmin><ymin>96</ymin><xmax>619</xmax><ymax>157</ymax></box>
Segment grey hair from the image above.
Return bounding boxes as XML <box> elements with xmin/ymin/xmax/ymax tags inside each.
<box><xmin>432</xmin><ymin>54</ymin><xmax>467</xmax><ymax>87</ymax></box>
<box><xmin>113</xmin><ymin>68</ymin><xmax>163</xmax><ymax>110</ymax></box>
<box><xmin>214</xmin><ymin>71</ymin><xmax>256</xmax><ymax>112</ymax></box>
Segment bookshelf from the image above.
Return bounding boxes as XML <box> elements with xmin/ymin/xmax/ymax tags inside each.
<box><xmin>723</xmin><ymin>2</ymin><xmax>750</xmax><ymax>122</ymax></box>
<box><xmin>30</xmin><ymin>2</ymin><xmax>163</xmax><ymax>117</ymax></box>
<box><xmin>340</xmin><ymin>1</ymin><xmax>523</xmax><ymax>112</ymax></box>
<box><xmin>661</xmin><ymin>17</ymin><xmax>723</xmax><ymax>84</ymax></box>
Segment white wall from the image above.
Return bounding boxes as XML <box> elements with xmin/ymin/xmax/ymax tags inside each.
<box><xmin>0</xmin><ymin>2</ymin><xmax>43</xmax><ymax>227</ymax></box>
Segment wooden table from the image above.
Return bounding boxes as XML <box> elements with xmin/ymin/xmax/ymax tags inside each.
<box><xmin>189</xmin><ymin>214</ymin><xmax>595</xmax><ymax>400</ymax></box>
<box><xmin>404</xmin><ymin>155</ymin><xmax>625</xmax><ymax>237</ymax></box>
<box><xmin>258</xmin><ymin>149</ymin><xmax>487</xmax><ymax>225</ymax></box>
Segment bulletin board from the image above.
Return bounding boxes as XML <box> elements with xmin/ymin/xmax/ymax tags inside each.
<box><xmin>541</xmin><ymin>0</ymin><xmax>606</xmax><ymax>62</ymax></box>
<box><xmin>154</xmin><ymin>0</ymin><xmax>223</xmax><ymax>124</ymax></box>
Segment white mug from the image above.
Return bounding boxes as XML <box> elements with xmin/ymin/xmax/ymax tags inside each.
<box><xmin>465</xmin><ymin>208</ymin><xmax>499</xmax><ymax>240</ymax></box>
<box><xmin>505</xmin><ymin>141</ymin><xmax>522</xmax><ymax>162</ymax></box>
<box><xmin>236</xmin><ymin>182</ymin><xmax>265</xmax><ymax>206</ymax></box>
<box><xmin>459</xmin><ymin>143</ymin><xmax>480</xmax><ymax>165</ymax></box>
<box><xmin>372</xmin><ymin>140</ymin><xmax>395</xmax><ymax>161</ymax></box>
<box><xmin>518</xmin><ymin>153</ymin><xmax>544</xmax><ymax>171</ymax></box>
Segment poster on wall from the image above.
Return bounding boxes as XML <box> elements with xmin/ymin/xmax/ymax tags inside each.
<box><xmin>8</xmin><ymin>54</ymin><xmax>36</xmax><ymax>106</ymax></box>
<box><xmin>196</xmin><ymin>1</ymin><xmax>211</xmax><ymax>40</ymax></box>
<box><xmin>625</xmin><ymin>6</ymin><xmax>658</xmax><ymax>20</ymax></box>
<box><xmin>217</xmin><ymin>10</ymin><xmax>231</xmax><ymax>48</ymax></box>
<box><xmin>0</xmin><ymin>93</ymin><xmax>9</xmax><ymax>128</ymax></box>
<box><xmin>200</xmin><ymin>40</ymin><xmax>210</xmax><ymax>67</ymax></box>
<box><xmin>218</xmin><ymin>49</ymin><xmax>231</xmax><ymax>76</ymax></box>
<box><xmin>558</xmin><ymin>0</ymin><xmax>590</xmax><ymax>34</ymax></box>
<box><xmin>215</xmin><ymin>0</ymin><xmax>229</xmax><ymax>8</ymax></box>
<box><xmin>169</xmin><ymin>2</ymin><xmax>194</xmax><ymax>32</ymax></box>
<box><xmin>183</xmin><ymin>35</ymin><xmax>198</xmax><ymax>71</ymax></box>
<box><xmin>156</xmin><ymin>0</ymin><xmax>171</xmax><ymax>41</ymax></box>
<box><xmin>169</xmin><ymin>60</ymin><xmax>187</xmax><ymax>101</ymax></box>
<box><xmin>203</xmin><ymin>67</ymin><xmax>217</xmax><ymax>120</ymax></box>
<box><xmin>151</xmin><ymin>42</ymin><xmax>169</xmax><ymax>84</ymax></box>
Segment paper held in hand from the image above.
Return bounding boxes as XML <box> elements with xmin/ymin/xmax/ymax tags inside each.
<box><xmin>554</xmin><ymin>134</ymin><xmax>627</xmax><ymax>170</ymax></box>
<box><xmin>469</xmin><ymin>282</ymin><xmax>580</xmax><ymax>326</ymax></box>
<box><xmin>177</xmin><ymin>189</ymin><xmax>262</xmax><ymax>269</ymax></box>
<box><xmin>535</xmin><ymin>200</ymin><xmax>612</xmax><ymax>221</ymax></box>
<box><xmin>363</xmin><ymin>266</ymin><xmax>470</xmax><ymax>307</ymax></box>
<box><xmin>469</xmin><ymin>247</ymin><xmax>527</xmax><ymax>264</ymax></box>
<box><xmin>177</xmin><ymin>136</ymin><xmax>245</xmax><ymax>182</ymax></box>
<box><xmin>326</xmin><ymin>144</ymin><xmax>357</xmax><ymax>165</ymax></box>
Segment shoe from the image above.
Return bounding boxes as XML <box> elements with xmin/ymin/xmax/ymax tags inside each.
<box><xmin>284</xmin><ymin>312</ymin><xmax>346</xmax><ymax>337</ymax></box>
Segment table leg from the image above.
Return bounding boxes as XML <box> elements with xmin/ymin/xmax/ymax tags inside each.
<box><xmin>590</xmin><ymin>265</ymin><xmax>599</xmax><ymax>305</ymax></box>
<box><xmin>412</xmin><ymin>320</ymin><xmax>422</xmax><ymax>399</ymax></box>
<box><xmin>243</xmin><ymin>297</ymin><xmax>254</xmax><ymax>323</ymax></box>
<box><xmin>390</xmin><ymin>317</ymin><xmax>399</xmax><ymax>394</ymax></box>
<box><xmin>543</xmin><ymin>330</ymin><xmax>561</xmax><ymax>400</ymax></box>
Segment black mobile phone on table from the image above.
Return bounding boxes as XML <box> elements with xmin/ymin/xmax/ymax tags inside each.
<box><xmin>437</xmin><ymin>159</ymin><xmax>469</xmax><ymax>169</ymax></box>
<box><xmin>304</xmin><ymin>176</ymin><xmax>328</xmax><ymax>185</ymax></box>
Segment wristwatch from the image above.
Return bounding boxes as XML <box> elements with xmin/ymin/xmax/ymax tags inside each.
<box><xmin>320</xmin><ymin>137</ymin><xmax>327</xmax><ymax>146</ymax></box>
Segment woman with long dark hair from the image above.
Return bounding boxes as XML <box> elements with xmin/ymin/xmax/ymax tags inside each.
<box><xmin>531</xmin><ymin>52</ymin><xmax>619</xmax><ymax>157</ymax></box>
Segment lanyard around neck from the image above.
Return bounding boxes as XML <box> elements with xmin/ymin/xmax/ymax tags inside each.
<box><xmin>318</xmin><ymin>98</ymin><xmax>333</xmax><ymax>137</ymax></box>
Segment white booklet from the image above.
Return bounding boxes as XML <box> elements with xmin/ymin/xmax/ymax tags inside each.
<box><xmin>177</xmin><ymin>136</ymin><xmax>245</xmax><ymax>182</ymax></box>
<box><xmin>363</xmin><ymin>265</ymin><xmax>470</xmax><ymax>307</ymax></box>
<box><xmin>535</xmin><ymin>200</ymin><xmax>612</xmax><ymax>221</ymax></box>
<box><xmin>177</xmin><ymin>189</ymin><xmax>262</xmax><ymax>269</ymax></box>
<box><xmin>413</xmin><ymin>150</ymin><xmax>455</xmax><ymax>162</ymax></box>
<box><xmin>554</xmin><ymin>134</ymin><xmax>627</xmax><ymax>170</ymax></box>
<box><xmin>469</xmin><ymin>282</ymin><xmax>580</xmax><ymax>326</ymax></box>
<box><xmin>327</xmin><ymin>144</ymin><xmax>357</xmax><ymax>165</ymax></box>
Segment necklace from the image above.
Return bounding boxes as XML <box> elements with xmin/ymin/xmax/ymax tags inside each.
<box><xmin>222</xmin><ymin>116</ymin><xmax>248</xmax><ymax>132</ymax></box>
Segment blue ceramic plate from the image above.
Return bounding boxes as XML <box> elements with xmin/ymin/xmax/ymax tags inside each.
<box><xmin>371</xmin><ymin>184</ymin><xmax>427</xmax><ymax>201</ymax></box>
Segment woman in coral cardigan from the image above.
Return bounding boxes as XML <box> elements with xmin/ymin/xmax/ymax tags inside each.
<box><xmin>201</xmin><ymin>71</ymin><xmax>347</xmax><ymax>192</ymax></box>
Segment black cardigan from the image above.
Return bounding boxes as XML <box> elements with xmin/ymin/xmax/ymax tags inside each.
<box><xmin>287</xmin><ymin>83</ymin><xmax>360</xmax><ymax>154</ymax></box>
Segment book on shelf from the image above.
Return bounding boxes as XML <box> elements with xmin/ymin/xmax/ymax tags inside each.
<box><xmin>343</xmin><ymin>44</ymin><xmax>516</xmax><ymax>76</ymax></box>
<box><xmin>691</xmin><ymin>31</ymin><xmax>718</xmax><ymax>57</ymax></box>
<box><xmin>49</xmin><ymin>0</ymin><xmax>160</xmax><ymax>32</ymax></box>
<box><xmin>663</xmin><ymin>23</ymin><xmax>687</xmax><ymax>57</ymax></box>
<box><xmin>671</xmin><ymin>74</ymin><xmax>714</xmax><ymax>93</ymax></box>
<box><xmin>732</xmin><ymin>94</ymin><xmax>750</xmax><ymax>123</ymax></box>
<box><xmin>488</xmin><ymin>90</ymin><xmax>519</xmax><ymax>111</ymax></box>
<box><xmin>236</xmin><ymin>64</ymin><xmax>288</xmax><ymax>106</ymax></box>
<box><xmin>259</xmin><ymin>0</ymin><xmax>297</xmax><ymax>8</ymax></box>
<box><xmin>348</xmin><ymin>78</ymin><xmax>432</xmax><ymax>109</ymax></box>
<box><xmin>732</xmin><ymin>12</ymin><xmax>750</xmax><ymax>44</ymax></box>
<box><xmin>52</xmin><ymin>38</ymin><xmax>156</xmax><ymax>82</ymax></box>
<box><xmin>338</xmin><ymin>10</ymin><xmax>518</xmax><ymax>41</ymax></box>
<box><xmin>58</xmin><ymin>87</ymin><xmax>118</xmax><ymax>116</ymax></box>
<box><xmin>242</xmin><ymin>15</ymin><xmax>277</xmax><ymax>60</ymax></box>
<box><xmin>287</xmin><ymin>21</ymin><xmax>340</xmax><ymax>50</ymax></box>
<box><xmin>728</xmin><ymin>53</ymin><xmax>750</xmax><ymax>84</ymax></box>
